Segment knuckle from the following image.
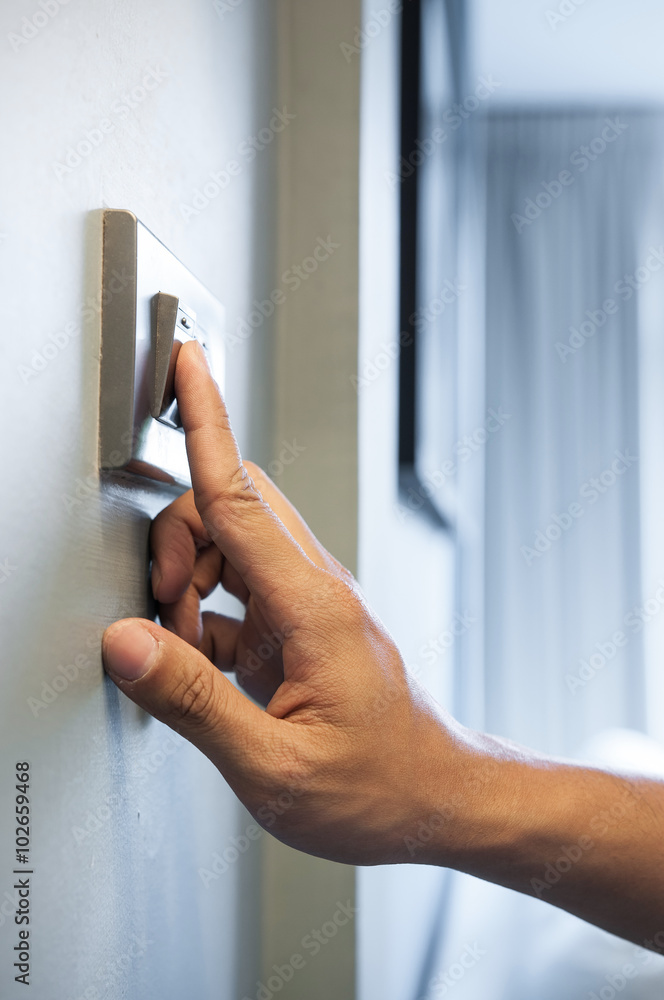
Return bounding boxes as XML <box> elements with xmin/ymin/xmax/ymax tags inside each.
<box><xmin>319</xmin><ymin>573</ymin><xmax>367</xmax><ymax>628</ymax></box>
<box><xmin>331</xmin><ymin>571</ymin><xmax>362</xmax><ymax>604</ymax></box>
<box><xmin>332</xmin><ymin>560</ymin><xmax>359</xmax><ymax>591</ymax></box>
<box><xmin>243</xmin><ymin>460</ymin><xmax>267</xmax><ymax>487</ymax></box>
<box><xmin>166</xmin><ymin>663</ymin><xmax>219</xmax><ymax>731</ymax></box>
<box><xmin>199</xmin><ymin>465</ymin><xmax>265</xmax><ymax>537</ymax></box>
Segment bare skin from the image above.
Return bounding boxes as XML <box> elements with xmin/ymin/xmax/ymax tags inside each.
<box><xmin>103</xmin><ymin>340</ymin><xmax>664</xmax><ymax>950</ymax></box>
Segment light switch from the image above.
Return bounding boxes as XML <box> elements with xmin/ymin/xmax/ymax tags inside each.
<box><xmin>98</xmin><ymin>210</ymin><xmax>225</xmax><ymax>487</ymax></box>
<box><xmin>151</xmin><ymin>293</ymin><xmax>205</xmax><ymax>430</ymax></box>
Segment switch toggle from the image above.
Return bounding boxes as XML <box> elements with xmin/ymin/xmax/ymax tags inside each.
<box><xmin>150</xmin><ymin>293</ymin><xmax>200</xmax><ymax>430</ymax></box>
<box><xmin>151</xmin><ymin>296</ymin><xmax>210</xmax><ymax>431</ymax></box>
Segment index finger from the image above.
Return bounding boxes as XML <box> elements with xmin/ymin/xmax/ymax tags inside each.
<box><xmin>174</xmin><ymin>340</ymin><xmax>319</xmax><ymax>627</ymax></box>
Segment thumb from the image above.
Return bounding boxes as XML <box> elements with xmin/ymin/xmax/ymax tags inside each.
<box><xmin>102</xmin><ymin>618</ymin><xmax>269</xmax><ymax>770</ymax></box>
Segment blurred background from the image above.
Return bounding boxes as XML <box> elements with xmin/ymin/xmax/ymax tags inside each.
<box><xmin>359</xmin><ymin>1</ymin><xmax>664</xmax><ymax>997</ymax></box>
<box><xmin>2</xmin><ymin>0</ymin><xmax>664</xmax><ymax>997</ymax></box>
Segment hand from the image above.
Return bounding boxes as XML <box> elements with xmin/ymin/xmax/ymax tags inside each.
<box><xmin>102</xmin><ymin>343</ymin><xmax>664</xmax><ymax>949</ymax></box>
<box><xmin>102</xmin><ymin>341</ymin><xmax>465</xmax><ymax>865</ymax></box>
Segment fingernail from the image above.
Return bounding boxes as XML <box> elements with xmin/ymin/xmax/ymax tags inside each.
<box><xmin>103</xmin><ymin>621</ymin><xmax>159</xmax><ymax>681</ymax></box>
<box><xmin>151</xmin><ymin>562</ymin><xmax>162</xmax><ymax>596</ymax></box>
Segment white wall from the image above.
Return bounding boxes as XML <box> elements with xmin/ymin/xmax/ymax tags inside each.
<box><xmin>357</xmin><ymin>2</ymin><xmax>457</xmax><ymax>998</ymax></box>
<box><xmin>0</xmin><ymin>3</ymin><xmax>277</xmax><ymax>996</ymax></box>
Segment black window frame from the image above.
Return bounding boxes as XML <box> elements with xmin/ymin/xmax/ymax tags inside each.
<box><xmin>397</xmin><ymin>0</ymin><xmax>466</xmax><ymax>530</ymax></box>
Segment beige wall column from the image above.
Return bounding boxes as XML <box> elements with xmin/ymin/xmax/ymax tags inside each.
<box><xmin>261</xmin><ymin>1</ymin><xmax>363</xmax><ymax>997</ymax></box>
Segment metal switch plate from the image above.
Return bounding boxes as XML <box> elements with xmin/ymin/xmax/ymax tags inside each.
<box><xmin>98</xmin><ymin>209</ymin><xmax>225</xmax><ymax>487</ymax></box>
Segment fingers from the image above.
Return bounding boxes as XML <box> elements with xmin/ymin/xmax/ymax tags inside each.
<box><xmin>197</xmin><ymin>611</ymin><xmax>242</xmax><ymax>670</ymax></box>
<box><xmin>151</xmin><ymin>490</ymin><xmax>249</xmax><ymax>610</ymax></box>
<box><xmin>102</xmin><ymin>618</ymin><xmax>275</xmax><ymax>773</ymax></box>
<box><xmin>174</xmin><ymin>342</ymin><xmax>320</xmax><ymax>625</ymax></box>
<box><xmin>151</xmin><ymin>472</ymin><xmax>333</xmax><ymax>632</ymax></box>
<box><xmin>151</xmin><ymin>490</ymin><xmax>248</xmax><ymax>649</ymax></box>
<box><xmin>157</xmin><ymin>543</ymin><xmax>223</xmax><ymax>648</ymax></box>
<box><xmin>198</xmin><ymin>610</ymin><xmax>284</xmax><ymax>706</ymax></box>
<box><xmin>150</xmin><ymin>490</ymin><xmax>210</xmax><ymax>605</ymax></box>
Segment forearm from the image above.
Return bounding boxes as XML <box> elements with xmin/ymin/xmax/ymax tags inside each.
<box><xmin>419</xmin><ymin>725</ymin><xmax>664</xmax><ymax>948</ymax></box>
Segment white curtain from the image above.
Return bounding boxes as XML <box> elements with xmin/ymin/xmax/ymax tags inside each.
<box><xmin>422</xmin><ymin>109</ymin><xmax>664</xmax><ymax>1000</ymax></box>
<box><xmin>477</xmin><ymin>109</ymin><xmax>664</xmax><ymax>757</ymax></box>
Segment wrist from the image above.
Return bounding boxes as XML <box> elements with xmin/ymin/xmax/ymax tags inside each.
<box><xmin>395</xmin><ymin>717</ymin><xmax>552</xmax><ymax>872</ymax></box>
